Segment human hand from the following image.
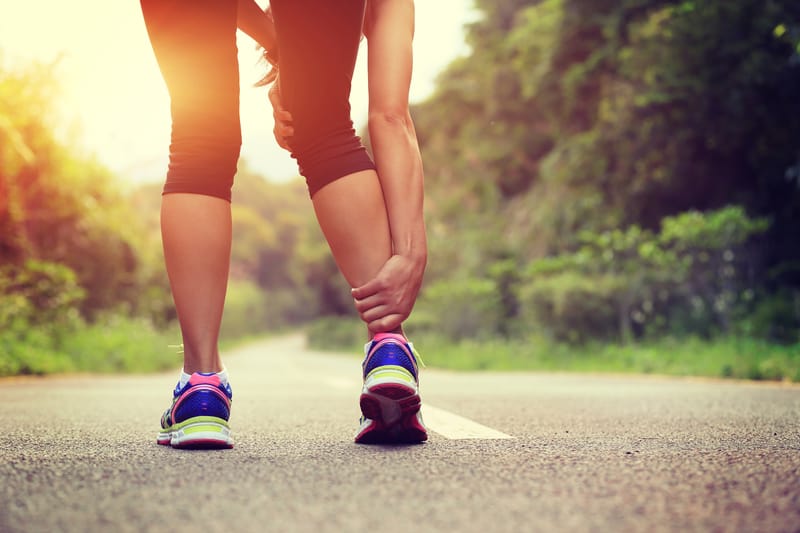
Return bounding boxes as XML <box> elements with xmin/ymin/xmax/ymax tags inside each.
<box><xmin>351</xmin><ymin>254</ymin><xmax>426</xmax><ymax>333</ymax></box>
<box><xmin>268</xmin><ymin>79</ymin><xmax>294</xmax><ymax>151</ymax></box>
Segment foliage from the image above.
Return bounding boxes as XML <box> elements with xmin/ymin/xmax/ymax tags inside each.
<box><xmin>0</xmin><ymin>315</ymin><xmax>181</xmax><ymax>377</ymax></box>
<box><xmin>58</xmin><ymin>317</ymin><xmax>181</xmax><ymax>374</ymax></box>
<box><xmin>231</xmin><ymin>166</ymin><xmax>350</xmax><ymax>321</ymax></box>
<box><xmin>4</xmin><ymin>0</ymin><xmax>800</xmax><ymax>377</ymax></box>
<box><xmin>413</xmin><ymin>331</ymin><xmax>800</xmax><ymax>382</ymax></box>
<box><xmin>519</xmin><ymin>272</ymin><xmax>624</xmax><ymax>343</ymax></box>
<box><xmin>517</xmin><ymin>206</ymin><xmax>770</xmax><ymax>343</ymax></box>
<box><xmin>415</xmin><ymin>0</ymin><xmax>800</xmax><ymax>268</ymax></box>
<box><xmin>738</xmin><ymin>291</ymin><xmax>800</xmax><ymax>344</ymax></box>
<box><xmin>220</xmin><ymin>279</ymin><xmax>305</xmax><ymax>339</ymax></box>
<box><xmin>0</xmin><ymin>260</ymin><xmax>84</xmax><ymax>331</ymax></box>
<box><xmin>0</xmin><ymin>59</ymin><xmax>194</xmax><ymax>375</ymax></box>
<box><xmin>306</xmin><ymin>316</ymin><xmax>365</xmax><ymax>353</ymax></box>
<box><xmin>0</xmin><ymin>58</ymin><xmax>165</xmax><ymax>322</ymax></box>
<box><xmin>413</xmin><ymin>278</ymin><xmax>502</xmax><ymax>341</ymax></box>
<box><xmin>306</xmin><ymin>316</ymin><xmax>800</xmax><ymax>382</ymax></box>
<box><xmin>408</xmin><ymin>0</ymin><xmax>800</xmax><ymax>351</ymax></box>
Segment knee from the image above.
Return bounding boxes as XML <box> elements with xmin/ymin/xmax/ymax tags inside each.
<box><xmin>164</xmin><ymin>136</ymin><xmax>241</xmax><ymax>202</ymax></box>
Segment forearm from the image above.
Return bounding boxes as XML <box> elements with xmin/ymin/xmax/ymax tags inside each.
<box><xmin>236</xmin><ymin>0</ymin><xmax>276</xmax><ymax>51</ymax></box>
<box><xmin>366</xmin><ymin>0</ymin><xmax>426</xmax><ymax>263</ymax></box>
<box><xmin>369</xmin><ymin>112</ymin><xmax>428</xmax><ymax>263</ymax></box>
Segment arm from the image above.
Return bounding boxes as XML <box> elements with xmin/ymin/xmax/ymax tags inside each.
<box><xmin>236</xmin><ymin>0</ymin><xmax>276</xmax><ymax>52</ymax></box>
<box><xmin>351</xmin><ymin>0</ymin><xmax>428</xmax><ymax>332</ymax></box>
<box><xmin>364</xmin><ymin>0</ymin><xmax>426</xmax><ymax>263</ymax></box>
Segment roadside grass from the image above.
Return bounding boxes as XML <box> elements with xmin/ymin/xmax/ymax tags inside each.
<box><xmin>0</xmin><ymin>317</ymin><xmax>183</xmax><ymax>377</ymax></box>
<box><xmin>0</xmin><ymin>318</ymin><xmax>289</xmax><ymax>378</ymax></box>
<box><xmin>4</xmin><ymin>314</ymin><xmax>797</xmax><ymax>383</ymax></box>
<box><xmin>0</xmin><ymin>279</ymin><xmax>287</xmax><ymax>378</ymax></box>
<box><xmin>307</xmin><ymin>317</ymin><xmax>800</xmax><ymax>383</ymax></box>
<box><xmin>416</xmin><ymin>335</ymin><xmax>800</xmax><ymax>382</ymax></box>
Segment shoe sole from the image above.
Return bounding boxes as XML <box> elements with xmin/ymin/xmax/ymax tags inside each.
<box><xmin>157</xmin><ymin>416</ymin><xmax>234</xmax><ymax>449</ymax></box>
<box><xmin>356</xmin><ymin>382</ymin><xmax>427</xmax><ymax>444</ymax></box>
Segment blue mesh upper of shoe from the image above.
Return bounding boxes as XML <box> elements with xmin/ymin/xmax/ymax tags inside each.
<box><xmin>364</xmin><ymin>341</ymin><xmax>417</xmax><ymax>379</ymax></box>
<box><xmin>174</xmin><ymin>389</ymin><xmax>230</xmax><ymax>422</ymax></box>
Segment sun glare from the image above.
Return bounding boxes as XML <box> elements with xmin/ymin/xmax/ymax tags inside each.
<box><xmin>0</xmin><ymin>0</ymin><xmax>476</xmax><ymax>185</ymax></box>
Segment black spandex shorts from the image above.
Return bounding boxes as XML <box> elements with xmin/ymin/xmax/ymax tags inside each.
<box><xmin>141</xmin><ymin>0</ymin><xmax>374</xmax><ymax>201</ymax></box>
<box><xmin>141</xmin><ymin>0</ymin><xmax>241</xmax><ymax>201</ymax></box>
<box><xmin>271</xmin><ymin>0</ymin><xmax>376</xmax><ymax>196</ymax></box>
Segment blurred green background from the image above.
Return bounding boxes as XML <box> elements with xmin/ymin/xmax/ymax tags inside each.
<box><xmin>2</xmin><ymin>0</ymin><xmax>799</xmax><ymax>380</ymax></box>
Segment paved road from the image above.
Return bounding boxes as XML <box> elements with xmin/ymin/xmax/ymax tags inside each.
<box><xmin>1</xmin><ymin>334</ymin><xmax>798</xmax><ymax>533</ymax></box>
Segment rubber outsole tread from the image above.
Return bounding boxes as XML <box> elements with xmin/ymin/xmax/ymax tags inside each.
<box><xmin>356</xmin><ymin>383</ymin><xmax>427</xmax><ymax>445</ymax></box>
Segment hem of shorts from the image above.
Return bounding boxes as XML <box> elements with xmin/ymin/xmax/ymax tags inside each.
<box><xmin>306</xmin><ymin>160</ymin><xmax>378</xmax><ymax>199</ymax></box>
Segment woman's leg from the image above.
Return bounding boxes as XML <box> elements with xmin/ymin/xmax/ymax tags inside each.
<box><xmin>270</xmin><ymin>0</ymin><xmax>425</xmax><ymax>443</ymax></box>
<box><xmin>270</xmin><ymin>0</ymin><xmax>398</xmax><ymax>334</ymax></box>
<box><xmin>310</xmin><ymin>169</ymin><xmax>393</xmax><ymax>293</ymax></box>
<box><xmin>160</xmin><ymin>194</ymin><xmax>231</xmax><ymax>373</ymax></box>
<box><xmin>141</xmin><ymin>0</ymin><xmax>241</xmax><ymax>371</ymax></box>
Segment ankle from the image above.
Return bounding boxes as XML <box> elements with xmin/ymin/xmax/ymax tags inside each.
<box><xmin>179</xmin><ymin>367</ymin><xmax>229</xmax><ymax>388</ymax></box>
<box><xmin>182</xmin><ymin>355</ymin><xmax>224</xmax><ymax>375</ymax></box>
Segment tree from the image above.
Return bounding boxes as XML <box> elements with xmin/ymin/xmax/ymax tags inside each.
<box><xmin>415</xmin><ymin>0</ymin><xmax>800</xmax><ymax>278</ymax></box>
<box><xmin>0</xmin><ymin>58</ymin><xmax>158</xmax><ymax>320</ymax></box>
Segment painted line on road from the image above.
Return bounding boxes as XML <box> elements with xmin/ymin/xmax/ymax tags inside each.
<box><xmin>423</xmin><ymin>404</ymin><xmax>514</xmax><ymax>440</ymax></box>
<box><xmin>322</xmin><ymin>377</ymin><xmax>513</xmax><ymax>440</ymax></box>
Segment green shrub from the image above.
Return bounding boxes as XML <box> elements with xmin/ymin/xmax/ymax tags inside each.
<box><xmin>518</xmin><ymin>272</ymin><xmax>623</xmax><ymax>343</ymax></box>
<box><xmin>737</xmin><ymin>291</ymin><xmax>800</xmax><ymax>344</ymax></box>
<box><xmin>306</xmin><ymin>316</ymin><xmax>364</xmax><ymax>352</ymax></box>
<box><xmin>0</xmin><ymin>260</ymin><xmax>85</xmax><ymax>332</ymax></box>
<box><xmin>380</xmin><ymin>332</ymin><xmax>800</xmax><ymax>382</ymax></box>
<box><xmin>59</xmin><ymin>316</ymin><xmax>181</xmax><ymax>373</ymax></box>
<box><xmin>220</xmin><ymin>281</ymin><xmax>273</xmax><ymax>340</ymax></box>
<box><xmin>0</xmin><ymin>328</ymin><xmax>74</xmax><ymax>375</ymax></box>
<box><xmin>515</xmin><ymin>206</ymin><xmax>771</xmax><ymax>344</ymax></box>
<box><xmin>414</xmin><ymin>278</ymin><xmax>502</xmax><ymax>341</ymax></box>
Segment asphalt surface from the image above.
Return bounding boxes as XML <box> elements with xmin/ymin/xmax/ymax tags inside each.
<box><xmin>1</xmin><ymin>334</ymin><xmax>798</xmax><ymax>533</ymax></box>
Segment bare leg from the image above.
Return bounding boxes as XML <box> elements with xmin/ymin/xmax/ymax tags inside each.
<box><xmin>311</xmin><ymin>170</ymin><xmax>401</xmax><ymax>336</ymax></box>
<box><xmin>270</xmin><ymin>0</ymin><xmax>404</xmax><ymax>336</ymax></box>
<box><xmin>161</xmin><ymin>193</ymin><xmax>231</xmax><ymax>373</ymax></box>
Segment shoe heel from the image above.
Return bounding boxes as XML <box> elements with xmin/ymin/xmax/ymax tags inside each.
<box><xmin>360</xmin><ymin>383</ymin><xmax>420</xmax><ymax>425</ymax></box>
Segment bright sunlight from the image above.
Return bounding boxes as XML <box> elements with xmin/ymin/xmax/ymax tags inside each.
<box><xmin>0</xmin><ymin>0</ymin><xmax>476</xmax><ymax>185</ymax></box>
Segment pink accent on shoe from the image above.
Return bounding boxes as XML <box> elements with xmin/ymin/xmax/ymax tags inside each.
<box><xmin>187</xmin><ymin>373</ymin><xmax>223</xmax><ymax>387</ymax></box>
<box><xmin>370</xmin><ymin>332</ymin><xmax>407</xmax><ymax>345</ymax></box>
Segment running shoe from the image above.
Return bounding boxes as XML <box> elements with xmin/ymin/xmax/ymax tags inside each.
<box><xmin>157</xmin><ymin>372</ymin><xmax>234</xmax><ymax>449</ymax></box>
<box><xmin>355</xmin><ymin>333</ymin><xmax>428</xmax><ymax>444</ymax></box>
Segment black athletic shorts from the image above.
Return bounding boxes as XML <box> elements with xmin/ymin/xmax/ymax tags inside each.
<box><xmin>141</xmin><ymin>0</ymin><xmax>374</xmax><ymax>201</ymax></box>
<box><xmin>271</xmin><ymin>0</ymin><xmax>376</xmax><ymax>196</ymax></box>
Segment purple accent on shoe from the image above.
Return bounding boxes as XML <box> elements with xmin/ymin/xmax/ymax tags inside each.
<box><xmin>362</xmin><ymin>333</ymin><xmax>418</xmax><ymax>379</ymax></box>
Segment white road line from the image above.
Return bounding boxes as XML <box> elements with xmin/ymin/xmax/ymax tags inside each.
<box><xmin>322</xmin><ymin>377</ymin><xmax>513</xmax><ymax>440</ymax></box>
<box><xmin>423</xmin><ymin>404</ymin><xmax>514</xmax><ymax>440</ymax></box>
